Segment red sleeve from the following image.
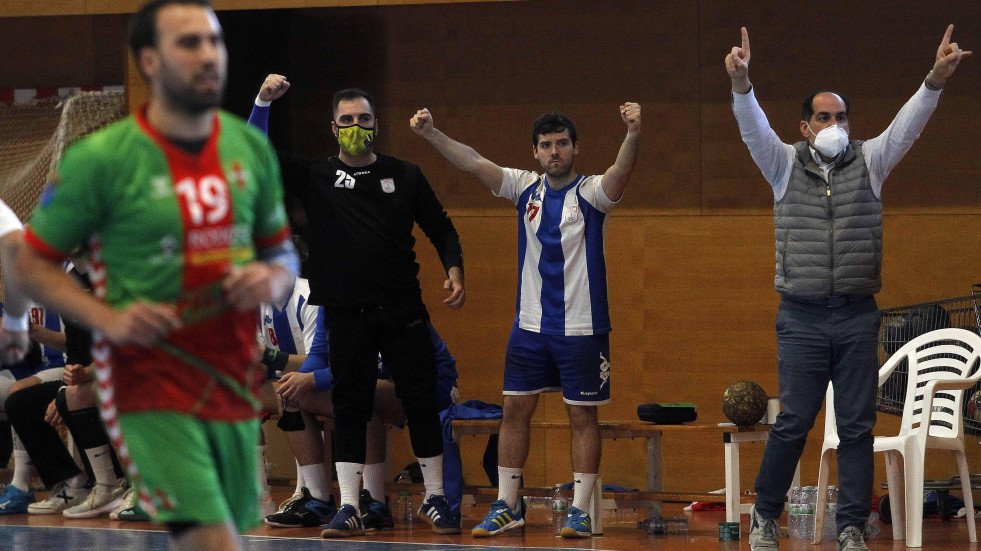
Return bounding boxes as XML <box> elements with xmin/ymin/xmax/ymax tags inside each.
<box><xmin>24</xmin><ymin>226</ymin><xmax>70</xmax><ymax>262</ymax></box>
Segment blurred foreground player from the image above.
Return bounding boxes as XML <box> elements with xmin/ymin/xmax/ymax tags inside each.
<box><xmin>13</xmin><ymin>1</ymin><xmax>297</xmax><ymax>549</ymax></box>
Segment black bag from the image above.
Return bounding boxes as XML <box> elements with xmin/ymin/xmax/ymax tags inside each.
<box><xmin>637</xmin><ymin>402</ymin><xmax>697</xmax><ymax>424</ymax></box>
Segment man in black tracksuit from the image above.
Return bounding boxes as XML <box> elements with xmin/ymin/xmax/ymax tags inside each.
<box><xmin>248</xmin><ymin>74</ymin><xmax>465</xmax><ymax>537</ymax></box>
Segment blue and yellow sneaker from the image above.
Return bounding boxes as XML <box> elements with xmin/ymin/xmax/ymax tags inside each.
<box><xmin>417</xmin><ymin>494</ymin><xmax>460</xmax><ymax>535</ymax></box>
<box><xmin>321</xmin><ymin>504</ymin><xmax>365</xmax><ymax>538</ymax></box>
<box><xmin>560</xmin><ymin>505</ymin><xmax>592</xmax><ymax>538</ymax></box>
<box><xmin>471</xmin><ymin>499</ymin><xmax>523</xmax><ymax>537</ymax></box>
<box><xmin>0</xmin><ymin>485</ymin><xmax>34</xmax><ymax>515</ymax></box>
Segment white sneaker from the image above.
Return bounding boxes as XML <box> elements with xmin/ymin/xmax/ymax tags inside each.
<box><xmin>63</xmin><ymin>480</ymin><xmax>127</xmax><ymax>519</ymax></box>
<box><xmin>28</xmin><ymin>482</ymin><xmax>90</xmax><ymax>514</ymax></box>
<box><xmin>109</xmin><ymin>487</ymin><xmax>136</xmax><ymax>520</ymax></box>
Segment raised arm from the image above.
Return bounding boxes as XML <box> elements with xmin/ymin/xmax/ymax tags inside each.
<box><xmin>601</xmin><ymin>103</ymin><xmax>642</xmax><ymax>202</ymax></box>
<box><xmin>410</xmin><ymin>108</ymin><xmax>505</xmax><ymax>194</ymax></box>
<box><xmin>725</xmin><ymin>27</ymin><xmax>795</xmax><ymax>195</ymax></box>
<box><xmin>248</xmin><ymin>74</ymin><xmax>290</xmax><ymax>135</ymax></box>
<box><xmin>859</xmin><ymin>25</ymin><xmax>970</xmax><ymax>194</ymax></box>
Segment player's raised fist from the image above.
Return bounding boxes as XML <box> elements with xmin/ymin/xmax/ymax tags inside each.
<box><xmin>410</xmin><ymin>108</ymin><xmax>435</xmax><ymax>136</ymax></box>
<box><xmin>258</xmin><ymin>74</ymin><xmax>290</xmax><ymax>102</ymax></box>
<box><xmin>620</xmin><ymin>102</ymin><xmax>641</xmax><ymax>133</ymax></box>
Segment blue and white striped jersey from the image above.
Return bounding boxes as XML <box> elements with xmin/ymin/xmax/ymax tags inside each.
<box><xmin>258</xmin><ymin>277</ymin><xmax>317</xmax><ymax>355</ymax></box>
<box><xmin>29</xmin><ymin>303</ymin><xmax>66</xmax><ymax>369</ymax></box>
<box><xmin>496</xmin><ymin>168</ymin><xmax>616</xmax><ymax>336</ymax></box>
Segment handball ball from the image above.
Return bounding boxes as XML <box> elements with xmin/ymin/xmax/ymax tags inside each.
<box><xmin>723</xmin><ymin>380</ymin><xmax>768</xmax><ymax>426</ymax></box>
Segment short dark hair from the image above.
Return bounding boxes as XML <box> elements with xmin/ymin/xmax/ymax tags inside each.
<box><xmin>128</xmin><ymin>0</ymin><xmax>213</xmax><ymax>58</ymax></box>
<box><xmin>532</xmin><ymin>112</ymin><xmax>577</xmax><ymax>147</ymax></box>
<box><xmin>332</xmin><ymin>88</ymin><xmax>375</xmax><ymax>118</ymax></box>
<box><xmin>801</xmin><ymin>91</ymin><xmax>850</xmax><ymax>122</ymax></box>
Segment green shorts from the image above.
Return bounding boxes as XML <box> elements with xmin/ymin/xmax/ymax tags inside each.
<box><xmin>118</xmin><ymin>411</ymin><xmax>260</xmax><ymax>531</ymax></box>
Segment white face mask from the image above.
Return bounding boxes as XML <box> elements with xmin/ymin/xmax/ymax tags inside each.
<box><xmin>807</xmin><ymin>123</ymin><xmax>849</xmax><ymax>158</ymax></box>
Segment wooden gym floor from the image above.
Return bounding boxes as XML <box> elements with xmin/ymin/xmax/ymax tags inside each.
<box><xmin>0</xmin><ymin>487</ymin><xmax>977</xmax><ymax>550</ymax></box>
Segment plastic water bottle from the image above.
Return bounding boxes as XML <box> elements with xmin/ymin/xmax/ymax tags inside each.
<box><xmin>788</xmin><ymin>486</ymin><xmax>802</xmax><ymax>539</ymax></box>
<box><xmin>643</xmin><ymin>516</ymin><xmax>689</xmax><ymax>534</ymax></box>
<box><xmin>800</xmin><ymin>486</ymin><xmax>816</xmax><ymax>541</ymax></box>
<box><xmin>865</xmin><ymin>512</ymin><xmax>881</xmax><ymax>539</ymax></box>
<box><xmin>552</xmin><ymin>484</ymin><xmax>568</xmax><ymax>535</ymax></box>
<box><xmin>395</xmin><ymin>470</ymin><xmax>414</xmax><ymax>523</ymax></box>
<box><xmin>823</xmin><ymin>486</ymin><xmax>839</xmax><ymax>540</ymax></box>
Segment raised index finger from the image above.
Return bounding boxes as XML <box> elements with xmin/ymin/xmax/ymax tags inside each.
<box><xmin>941</xmin><ymin>24</ymin><xmax>953</xmax><ymax>49</ymax></box>
<box><xmin>741</xmin><ymin>26</ymin><xmax>750</xmax><ymax>55</ymax></box>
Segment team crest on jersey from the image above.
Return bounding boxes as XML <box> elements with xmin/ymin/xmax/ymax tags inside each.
<box><xmin>526</xmin><ymin>191</ymin><xmax>543</xmax><ymax>222</ymax></box>
<box><xmin>380</xmin><ymin>178</ymin><xmax>395</xmax><ymax>193</ymax></box>
<box><xmin>151</xmin><ymin>176</ymin><xmax>172</xmax><ymax>198</ymax></box>
<box><xmin>565</xmin><ymin>205</ymin><xmax>580</xmax><ymax>223</ymax></box>
<box><xmin>228</xmin><ymin>161</ymin><xmax>249</xmax><ymax>189</ymax></box>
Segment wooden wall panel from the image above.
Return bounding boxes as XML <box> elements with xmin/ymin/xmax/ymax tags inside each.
<box><xmin>0</xmin><ymin>14</ymin><xmax>127</xmax><ymax>88</ymax></box>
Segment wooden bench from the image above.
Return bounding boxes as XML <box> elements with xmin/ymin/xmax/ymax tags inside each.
<box><xmin>451</xmin><ymin>419</ymin><xmax>778</xmax><ymax>533</ymax></box>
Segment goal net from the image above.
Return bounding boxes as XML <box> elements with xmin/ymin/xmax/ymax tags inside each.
<box><xmin>0</xmin><ymin>89</ymin><xmax>126</xmax><ymax>299</ymax></box>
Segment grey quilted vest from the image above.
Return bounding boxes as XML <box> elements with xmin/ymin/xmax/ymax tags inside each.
<box><xmin>774</xmin><ymin>141</ymin><xmax>882</xmax><ymax>298</ymax></box>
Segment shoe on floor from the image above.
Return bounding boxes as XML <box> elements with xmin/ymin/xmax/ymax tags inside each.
<box><xmin>471</xmin><ymin>499</ymin><xmax>523</xmax><ymax>537</ymax></box>
<box><xmin>109</xmin><ymin>487</ymin><xmax>150</xmax><ymax>521</ymax></box>
<box><xmin>838</xmin><ymin>525</ymin><xmax>870</xmax><ymax>551</ymax></box>
<box><xmin>359</xmin><ymin>489</ymin><xmax>394</xmax><ymax>531</ymax></box>
<box><xmin>417</xmin><ymin>494</ymin><xmax>460</xmax><ymax>535</ymax></box>
<box><xmin>0</xmin><ymin>485</ymin><xmax>35</xmax><ymax>515</ymax></box>
<box><xmin>263</xmin><ymin>487</ymin><xmax>336</xmax><ymax>528</ymax></box>
<box><xmin>28</xmin><ymin>482</ymin><xmax>89</xmax><ymax>514</ymax></box>
<box><xmin>320</xmin><ymin>504</ymin><xmax>365</xmax><ymax>538</ymax></box>
<box><xmin>277</xmin><ymin>491</ymin><xmax>303</xmax><ymax>513</ymax></box>
<box><xmin>560</xmin><ymin>505</ymin><xmax>592</xmax><ymax>538</ymax></box>
<box><xmin>63</xmin><ymin>480</ymin><xmax>126</xmax><ymax>519</ymax></box>
<box><xmin>748</xmin><ymin>504</ymin><xmax>780</xmax><ymax>550</ymax></box>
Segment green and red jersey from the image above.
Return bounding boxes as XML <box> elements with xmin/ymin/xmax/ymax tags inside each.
<box><xmin>25</xmin><ymin>108</ymin><xmax>290</xmax><ymax>420</ymax></box>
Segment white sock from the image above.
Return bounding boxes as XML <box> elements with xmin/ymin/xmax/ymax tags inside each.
<box><xmin>497</xmin><ymin>466</ymin><xmax>522</xmax><ymax>511</ymax></box>
<box><xmin>417</xmin><ymin>454</ymin><xmax>444</xmax><ymax>499</ymax></box>
<box><xmin>255</xmin><ymin>445</ymin><xmax>271</xmax><ymax>501</ymax></box>
<box><xmin>297</xmin><ymin>463</ymin><xmax>331</xmax><ymax>502</ymax></box>
<box><xmin>11</xmin><ymin>429</ymin><xmax>32</xmax><ymax>491</ymax></box>
<box><xmin>84</xmin><ymin>444</ymin><xmax>117</xmax><ymax>485</ymax></box>
<box><xmin>335</xmin><ymin>462</ymin><xmax>363</xmax><ymax>514</ymax></box>
<box><xmin>64</xmin><ymin>472</ymin><xmax>87</xmax><ymax>490</ymax></box>
<box><xmin>571</xmin><ymin>472</ymin><xmax>598</xmax><ymax>512</ymax></box>
<box><xmin>294</xmin><ymin>459</ymin><xmax>305</xmax><ymax>496</ymax></box>
<box><xmin>362</xmin><ymin>462</ymin><xmax>387</xmax><ymax>503</ymax></box>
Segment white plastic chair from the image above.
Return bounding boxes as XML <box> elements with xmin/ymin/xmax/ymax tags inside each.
<box><xmin>814</xmin><ymin>327</ymin><xmax>981</xmax><ymax>547</ymax></box>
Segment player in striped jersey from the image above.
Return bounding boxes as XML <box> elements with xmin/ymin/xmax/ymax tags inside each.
<box><xmin>411</xmin><ymin>104</ymin><xmax>641</xmax><ymax>538</ymax></box>
<box><xmin>255</xmin><ymin>274</ymin><xmax>334</xmax><ymax>523</ymax></box>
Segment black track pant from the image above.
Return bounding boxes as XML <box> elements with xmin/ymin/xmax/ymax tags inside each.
<box><xmin>326</xmin><ymin>303</ymin><xmax>441</xmax><ymax>463</ymax></box>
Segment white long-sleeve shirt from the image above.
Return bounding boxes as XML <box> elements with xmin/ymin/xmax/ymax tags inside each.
<box><xmin>732</xmin><ymin>83</ymin><xmax>941</xmax><ymax>200</ymax></box>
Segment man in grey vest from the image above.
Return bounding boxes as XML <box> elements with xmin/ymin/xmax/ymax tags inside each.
<box><xmin>725</xmin><ymin>25</ymin><xmax>971</xmax><ymax>551</ymax></box>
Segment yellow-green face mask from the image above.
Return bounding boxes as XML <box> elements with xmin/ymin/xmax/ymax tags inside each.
<box><xmin>336</xmin><ymin>124</ymin><xmax>375</xmax><ymax>156</ymax></box>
